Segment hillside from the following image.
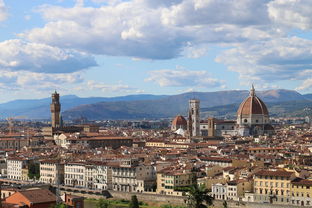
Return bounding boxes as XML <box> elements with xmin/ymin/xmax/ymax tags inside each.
<box><xmin>0</xmin><ymin>94</ymin><xmax>166</xmax><ymax>119</ymax></box>
<box><xmin>63</xmin><ymin>89</ymin><xmax>307</xmax><ymax>120</ymax></box>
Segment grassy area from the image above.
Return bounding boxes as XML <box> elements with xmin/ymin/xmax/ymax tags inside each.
<box><xmin>84</xmin><ymin>198</ymin><xmax>187</xmax><ymax>208</ymax></box>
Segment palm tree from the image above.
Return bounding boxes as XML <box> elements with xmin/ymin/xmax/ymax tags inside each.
<box><xmin>187</xmin><ymin>184</ymin><xmax>214</xmax><ymax>208</ymax></box>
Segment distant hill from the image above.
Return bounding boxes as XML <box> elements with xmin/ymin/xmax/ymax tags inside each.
<box><xmin>0</xmin><ymin>94</ymin><xmax>167</xmax><ymax>119</ymax></box>
<box><xmin>62</xmin><ymin>89</ymin><xmax>308</xmax><ymax>120</ymax></box>
<box><xmin>0</xmin><ymin>89</ymin><xmax>308</xmax><ymax>120</ymax></box>
<box><xmin>303</xmin><ymin>93</ymin><xmax>312</xmax><ymax>100</ymax></box>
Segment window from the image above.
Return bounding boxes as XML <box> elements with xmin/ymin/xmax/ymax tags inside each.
<box><xmin>244</xmin><ymin>119</ymin><xmax>247</xmax><ymax>123</ymax></box>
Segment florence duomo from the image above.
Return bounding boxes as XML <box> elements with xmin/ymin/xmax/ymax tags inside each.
<box><xmin>1</xmin><ymin>0</ymin><xmax>312</xmax><ymax>207</ymax></box>
<box><xmin>171</xmin><ymin>85</ymin><xmax>275</xmax><ymax>138</ymax></box>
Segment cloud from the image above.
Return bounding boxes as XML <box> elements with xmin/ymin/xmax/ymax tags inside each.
<box><xmin>86</xmin><ymin>80</ymin><xmax>138</xmax><ymax>93</ymax></box>
<box><xmin>161</xmin><ymin>0</ymin><xmax>271</xmax><ymax>26</ymax></box>
<box><xmin>20</xmin><ymin>0</ymin><xmax>277</xmax><ymax>60</ymax></box>
<box><xmin>216</xmin><ymin>36</ymin><xmax>312</xmax><ymax>86</ymax></box>
<box><xmin>0</xmin><ymin>0</ymin><xmax>7</xmax><ymax>21</ymax></box>
<box><xmin>0</xmin><ymin>70</ymin><xmax>83</xmax><ymax>91</ymax></box>
<box><xmin>296</xmin><ymin>78</ymin><xmax>312</xmax><ymax>91</ymax></box>
<box><xmin>268</xmin><ymin>0</ymin><xmax>312</xmax><ymax>30</ymax></box>
<box><xmin>145</xmin><ymin>69</ymin><xmax>224</xmax><ymax>88</ymax></box>
<box><xmin>0</xmin><ymin>39</ymin><xmax>97</xmax><ymax>73</ymax></box>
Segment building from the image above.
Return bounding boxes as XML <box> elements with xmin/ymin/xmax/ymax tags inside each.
<box><xmin>226</xmin><ymin>179</ymin><xmax>253</xmax><ymax>201</ymax></box>
<box><xmin>112</xmin><ymin>159</ymin><xmax>156</xmax><ymax>193</ymax></box>
<box><xmin>200</xmin><ymin>118</ymin><xmax>236</xmax><ymax>137</ymax></box>
<box><xmin>188</xmin><ymin>99</ymin><xmax>200</xmax><ymax>137</ymax></box>
<box><xmin>63</xmin><ymin>193</ymin><xmax>84</xmax><ymax>208</ymax></box>
<box><xmin>64</xmin><ymin>162</ymin><xmax>86</xmax><ymax>187</ymax></box>
<box><xmin>171</xmin><ymin>115</ymin><xmax>187</xmax><ymax>132</ymax></box>
<box><xmin>157</xmin><ymin>167</ymin><xmax>196</xmax><ymax>196</ymax></box>
<box><xmin>67</xmin><ymin>136</ymin><xmax>133</xmax><ymax>149</ymax></box>
<box><xmin>50</xmin><ymin>91</ymin><xmax>61</xmax><ymax>128</ymax></box>
<box><xmin>237</xmin><ymin>85</ymin><xmax>274</xmax><ymax>136</ymax></box>
<box><xmin>4</xmin><ymin>188</ymin><xmax>57</xmax><ymax>208</ymax></box>
<box><xmin>85</xmin><ymin>161</ymin><xmax>112</xmax><ymax>190</ymax></box>
<box><xmin>212</xmin><ymin>183</ymin><xmax>227</xmax><ymax>200</ymax></box>
<box><xmin>7</xmin><ymin>158</ymin><xmax>29</xmax><ymax>180</ymax></box>
<box><xmin>253</xmin><ymin>169</ymin><xmax>294</xmax><ymax>205</ymax></box>
<box><xmin>290</xmin><ymin>178</ymin><xmax>312</xmax><ymax>206</ymax></box>
<box><xmin>0</xmin><ymin>137</ymin><xmax>29</xmax><ymax>150</ymax></box>
<box><xmin>39</xmin><ymin>160</ymin><xmax>64</xmax><ymax>185</ymax></box>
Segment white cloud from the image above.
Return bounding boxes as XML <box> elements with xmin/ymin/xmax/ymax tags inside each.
<box><xmin>145</xmin><ymin>69</ymin><xmax>224</xmax><ymax>88</ymax></box>
<box><xmin>268</xmin><ymin>0</ymin><xmax>312</xmax><ymax>30</ymax></box>
<box><xmin>0</xmin><ymin>39</ymin><xmax>97</xmax><ymax>73</ymax></box>
<box><xmin>296</xmin><ymin>79</ymin><xmax>312</xmax><ymax>91</ymax></box>
<box><xmin>0</xmin><ymin>70</ymin><xmax>83</xmax><ymax>91</ymax></box>
<box><xmin>20</xmin><ymin>0</ymin><xmax>277</xmax><ymax>60</ymax></box>
<box><xmin>0</xmin><ymin>0</ymin><xmax>7</xmax><ymax>22</ymax></box>
<box><xmin>216</xmin><ymin>36</ymin><xmax>312</xmax><ymax>87</ymax></box>
<box><xmin>161</xmin><ymin>0</ymin><xmax>271</xmax><ymax>26</ymax></box>
<box><xmin>86</xmin><ymin>80</ymin><xmax>137</xmax><ymax>93</ymax></box>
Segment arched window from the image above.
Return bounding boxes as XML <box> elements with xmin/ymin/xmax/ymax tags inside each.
<box><xmin>244</xmin><ymin>119</ymin><xmax>247</xmax><ymax>123</ymax></box>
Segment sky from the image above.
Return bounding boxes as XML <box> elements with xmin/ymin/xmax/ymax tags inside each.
<box><xmin>0</xmin><ymin>0</ymin><xmax>312</xmax><ymax>102</ymax></box>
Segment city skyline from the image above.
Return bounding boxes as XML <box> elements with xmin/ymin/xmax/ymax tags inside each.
<box><xmin>1</xmin><ymin>0</ymin><xmax>312</xmax><ymax>102</ymax></box>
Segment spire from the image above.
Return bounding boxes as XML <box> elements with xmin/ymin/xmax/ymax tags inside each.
<box><xmin>250</xmin><ymin>84</ymin><xmax>255</xmax><ymax>97</ymax></box>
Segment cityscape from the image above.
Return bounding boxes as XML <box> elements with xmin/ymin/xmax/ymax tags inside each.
<box><xmin>1</xmin><ymin>0</ymin><xmax>312</xmax><ymax>208</ymax></box>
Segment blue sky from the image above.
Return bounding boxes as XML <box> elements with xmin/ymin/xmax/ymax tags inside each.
<box><xmin>0</xmin><ymin>0</ymin><xmax>312</xmax><ymax>102</ymax></box>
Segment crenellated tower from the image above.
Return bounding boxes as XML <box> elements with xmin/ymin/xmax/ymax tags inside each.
<box><xmin>50</xmin><ymin>91</ymin><xmax>61</xmax><ymax>128</ymax></box>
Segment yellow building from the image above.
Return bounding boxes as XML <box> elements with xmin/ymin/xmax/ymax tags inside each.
<box><xmin>254</xmin><ymin>169</ymin><xmax>294</xmax><ymax>205</ymax></box>
<box><xmin>156</xmin><ymin>168</ymin><xmax>196</xmax><ymax>196</ymax></box>
<box><xmin>290</xmin><ymin>178</ymin><xmax>312</xmax><ymax>206</ymax></box>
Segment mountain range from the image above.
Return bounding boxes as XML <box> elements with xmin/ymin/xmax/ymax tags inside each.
<box><xmin>0</xmin><ymin>89</ymin><xmax>311</xmax><ymax>120</ymax></box>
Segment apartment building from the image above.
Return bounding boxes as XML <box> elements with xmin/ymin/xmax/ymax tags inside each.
<box><xmin>7</xmin><ymin>158</ymin><xmax>29</xmax><ymax>180</ymax></box>
<box><xmin>39</xmin><ymin>160</ymin><xmax>64</xmax><ymax>185</ymax></box>
<box><xmin>85</xmin><ymin>161</ymin><xmax>112</xmax><ymax>190</ymax></box>
<box><xmin>156</xmin><ymin>167</ymin><xmax>196</xmax><ymax>196</ymax></box>
<box><xmin>64</xmin><ymin>162</ymin><xmax>86</xmax><ymax>187</ymax></box>
<box><xmin>254</xmin><ymin>169</ymin><xmax>294</xmax><ymax>205</ymax></box>
<box><xmin>290</xmin><ymin>178</ymin><xmax>312</xmax><ymax>206</ymax></box>
<box><xmin>112</xmin><ymin>159</ymin><xmax>156</xmax><ymax>192</ymax></box>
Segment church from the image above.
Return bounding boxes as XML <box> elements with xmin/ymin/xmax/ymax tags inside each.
<box><xmin>236</xmin><ymin>85</ymin><xmax>274</xmax><ymax>136</ymax></box>
<box><xmin>171</xmin><ymin>86</ymin><xmax>274</xmax><ymax>137</ymax></box>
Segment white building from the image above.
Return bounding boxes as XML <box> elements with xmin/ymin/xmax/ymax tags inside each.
<box><xmin>64</xmin><ymin>162</ymin><xmax>86</xmax><ymax>187</ymax></box>
<box><xmin>7</xmin><ymin>158</ymin><xmax>28</xmax><ymax>180</ymax></box>
<box><xmin>212</xmin><ymin>183</ymin><xmax>227</xmax><ymax>200</ymax></box>
<box><xmin>112</xmin><ymin>159</ymin><xmax>156</xmax><ymax>192</ymax></box>
<box><xmin>39</xmin><ymin>160</ymin><xmax>64</xmax><ymax>185</ymax></box>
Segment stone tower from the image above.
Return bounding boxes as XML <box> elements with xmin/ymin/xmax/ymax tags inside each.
<box><xmin>208</xmin><ymin>117</ymin><xmax>215</xmax><ymax>137</ymax></box>
<box><xmin>188</xmin><ymin>99</ymin><xmax>200</xmax><ymax>137</ymax></box>
<box><xmin>50</xmin><ymin>91</ymin><xmax>61</xmax><ymax>128</ymax></box>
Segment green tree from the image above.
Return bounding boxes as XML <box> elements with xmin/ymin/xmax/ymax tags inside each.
<box><xmin>129</xmin><ymin>195</ymin><xmax>139</xmax><ymax>208</ymax></box>
<box><xmin>96</xmin><ymin>199</ymin><xmax>110</xmax><ymax>208</ymax></box>
<box><xmin>187</xmin><ymin>184</ymin><xmax>214</xmax><ymax>208</ymax></box>
<box><xmin>223</xmin><ymin>201</ymin><xmax>228</xmax><ymax>208</ymax></box>
<box><xmin>28</xmin><ymin>162</ymin><xmax>40</xmax><ymax>180</ymax></box>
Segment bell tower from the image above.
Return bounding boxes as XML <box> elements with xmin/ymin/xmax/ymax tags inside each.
<box><xmin>50</xmin><ymin>91</ymin><xmax>61</xmax><ymax>128</ymax></box>
<box><xmin>188</xmin><ymin>99</ymin><xmax>200</xmax><ymax>137</ymax></box>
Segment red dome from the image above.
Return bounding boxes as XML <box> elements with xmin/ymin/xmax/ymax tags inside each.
<box><xmin>172</xmin><ymin>115</ymin><xmax>187</xmax><ymax>126</ymax></box>
<box><xmin>237</xmin><ymin>86</ymin><xmax>269</xmax><ymax>116</ymax></box>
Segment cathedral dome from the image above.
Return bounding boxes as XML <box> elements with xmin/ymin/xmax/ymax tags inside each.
<box><xmin>237</xmin><ymin>86</ymin><xmax>269</xmax><ymax>116</ymax></box>
<box><xmin>172</xmin><ymin>115</ymin><xmax>187</xmax><ymax>126</ymax></box>
<box><xmin>171</xmin><ymin>115</ymin><xmax>187</xmax><ymax>131</ymax></box>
